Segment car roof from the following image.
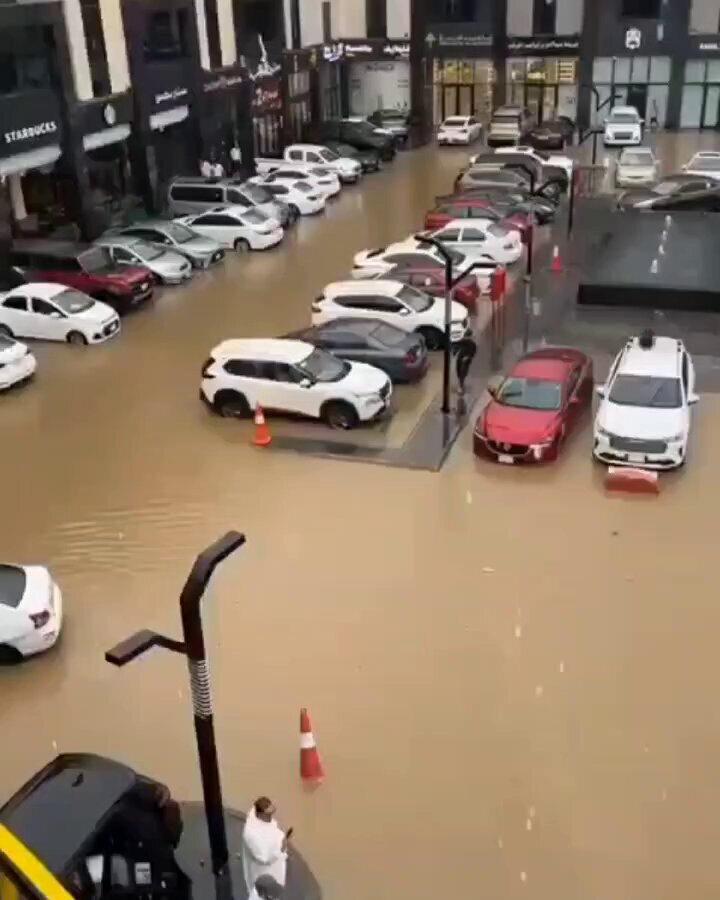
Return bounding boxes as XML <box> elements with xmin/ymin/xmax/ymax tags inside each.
<box><xmin>617</xmin><ymin>335</ymin><xmax>683</xmax><ymax>377</ymax></box>
<box><xmin>512</xmin><ymin>348</ymin><xmax>586</xmax><ymax>380</ymax></box>
<box><xmin>195</xmin><ymin>205</ymin><xmax>246</xmax><ymax>217</ymax></box>
<box><xmin>691</xmin><ymin>150</ymin><xmax>720</xmax><ymax>158</ymax></box>
<box><xmin>96</xmin><ymin>234</ymin><xmax>144</xmax><ymax>248</ymax></box>
<box><xmin>5</xmin><ymin>282</ymin><xmax>67</xmax><ymax>299</ymax></box>
<box><xmin>315</xmin><ymin>317</ymin><xmax>399</xmax><ymax>334</ymax></box>
<box><xmin>610</xmin><ymin>105</ymin><xmax>639</xmax><ymax>114</ymax></box>
<box><xmin>211</xmin><ymin>338</ymin><xmax>313</xmax><ymax>362</ymax></box>
<box><xmin>11</xmin><ymin>240</ymin><xmax>91</xmax><ymax>258</ymax></box>
<box><xmin>324</xmin><ymin>279</ymin><xmax>404</xmax><ymax>296</ymax></box>
<box><xmin>436</xmin><ymin>218</ymin><xmax>489</xmax><ymax>229</ymax></box>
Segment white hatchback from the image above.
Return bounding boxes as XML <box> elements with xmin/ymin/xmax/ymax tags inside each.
<box><xmin>437</xmin><ymin>116</ymin><xmax>483</xmax><ymax>145</ymax></box>
<box><xmin>429</xmin><ymin>219</ymin><xmax>523</xmax><ymax>265</ymax></box>
<box><xmin>176</xmin><ymin>205</ymin><xmax>283</xmax><ymax>251</ymax></box>
<box><xmin>313</xmin><ymin>280</ymin><xmax>469</xmax><ymax>350</ymax></box>
<box><xmin>247</xmin><ymin>177</ymin><xmax>326</xmax><ymax>215</ymax></box>
<box><xmin>0</xmin><ymin>563</ymin><xmax>63</xmax><ymax>662</ymax></box>
<box><xmin>201</xmin><ymin>338</ymin><xmax>392</xmax><ymax>429</ymax></box>
<box><xmin>0</xmin><ymin>334</ymin><xmax>36</xmax><ymax>390</ymax></box>
<box><xmin>262</xmin><ymin>166</ymin><xmax>341</xmax><ymax>198</ymax></box>
<box><xmin>682</xmin><ymin>150</ymin><xmax>720</xmax><ymax>180</ymax></box>
<box><xmin>0</xmin><ymin>284</ymin><xmax>120</xmax><ymax>345</ymax></box>
<box><xmin>593</xmin><ymin>332</ymin><xmax>697</xmax><ymax>470</ymax></box>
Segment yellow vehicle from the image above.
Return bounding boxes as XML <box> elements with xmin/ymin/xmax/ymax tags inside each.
<box><xmin>0</xmin><ymin>754</ymin><xmax>190</xmax><ymax>900</ymax></box>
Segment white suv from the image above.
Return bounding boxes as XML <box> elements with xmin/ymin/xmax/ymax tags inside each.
<box><xmin>313</xmin><ymin>280</ymin><xmax>469</xmax><ymax>350</ymax></box>
<box><xmin>593</xmin><ymin>332</ymin><xmax>697</xmax><ymax>470</ymax></box>
<box><xmin>603</xmin><ymin>106</ymin><xmax>643</xmax><ymax>146</ymax></box>
<box><xmin>200</xmin><ymin>338</ymin><xmax>392</xmax><ymax>430</ymax></box>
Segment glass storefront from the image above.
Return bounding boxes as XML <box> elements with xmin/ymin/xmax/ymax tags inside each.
<box><xmin>506</xmin><ymin>57</ymin><xmax>578</xmax><ymax>122</ymax></box>
<box><xmin>680</xmin><ymin>60</ymin><xmax>720</xmax><ymax>128</ymax></box>
<box><xmin>591</xmin><ymin>56</ymin><xmax>671</xmax><ymax>127</ymax></box>
<box><xmin>251</xmin><ymin>77</ymin><xmax>283</xmax><ymax>156</ymax></box>
<box><xmin>286</xmin><ymin>69</ymin><xmax>311</xmax><ymax>143</ymax></box>
<box><xmin>320</xmin><ymin>63</ymin><xmax>342</xmax><ymax>119</ymax></box>
<box><xmin>432</xmin><ymin>59</ymin><xmax>494</xmax><ymax>124</ymax></box>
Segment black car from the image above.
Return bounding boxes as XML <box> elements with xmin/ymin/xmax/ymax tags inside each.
<box><xmin>438</xmin><ymin>187</ymin><xmax>556</xmax><ymax>223</ymax></box>
<box><xmin>305</xmin><ymin>119</ymin><xmax>396</xmax><ymax>161</ymax></box>
<box><xmin>471</xmin><ymin>153</ymin><xmax>568</xmax><ymax>194</ymax></box>
<box><xmin>323</xmin><ymin>140</ymin><xmax>381</xmax><ymax>173</ymax></box>
<box><xmin>522</xmin><ymin>117</ymin><xmax>574</xmax><ymax>150</ymax></box>
<box><xmin>367</xmin><ymin>109</ymin><xmax>409</xmax><ymax>146</ymax></box>
<box><xmin>617</xmin><ymin>174</ymin><xmax>718</xmax><ymax>210</ymax></box>
<box><xmin>285</xmin><ymin>319</ymin><xmax>428</xmax><ymax>383</ymax></box>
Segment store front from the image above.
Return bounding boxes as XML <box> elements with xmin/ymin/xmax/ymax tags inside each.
<box><xmin>680</xmin><ymin>37</ymin><xmax>720</xmax><ymax>128</ymax></box>
<box><xmin>251</xmin><ymin>76</ymin><xmax>282</xmax><ymax>155</ymax></box>
<box><xmin>506</xmin><ymin>36</ymin><xmax>579</xmax><ymax>123</ymax></box>
<box><xmin>320</xmin><ymin>40</ymin><xmax>411</xmax><ymax>119</ymax></box>
<box><xmin>318</xmin><ymin>49</ymin><xmax>342</xmax><ymax>119</ymax></box>
<box><xmin>425</xmin><ymin>30</ymin><xmax>495</xmax><ymax>124</ymax></box>
<box><xmin>199</xmin><ymin>65</ymin><xmax>254</xmax><ymax>176</ymax></box>
<box><xmin>590</xmin><ymin>54</ymin><xmax>672</xmax><ymax>127</ymax></box>
<box><xmin>283</xmin><ymin>50</ymin><xmax>312</xmax><ymax>144</ymax></box>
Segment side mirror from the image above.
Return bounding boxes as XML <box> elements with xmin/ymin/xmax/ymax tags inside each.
<box><xmin>689</xmin><ymin>393</ymin><xmax>700</xmax><ymax>405</ymax></box>
<box><xmin>50</xmin><ymin>311</ymin><xmax>62</xmax><ymax>319</ymax></box>
<box><xmin>399</xmin><ymin>307</ymin><xmax>411</xmax><ymax>316</ymax></box>
<box><xmin>486</xmin><ymin>374</ymin><xmax>502</xmax><ymax>397</ymax></box>
<box><xmin>596</xmin><ymin>385</ymin><xmax>606</xmax><ymax>398</ymax></box>
<box><xmin>300</xmin><ymin>378</ymin><xmax>313</xmax><ymax>388</ymax></box>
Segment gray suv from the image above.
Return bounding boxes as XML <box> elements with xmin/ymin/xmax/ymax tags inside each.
<box><xmin>105</xmin><ymin>220</ymin><xmax>225</xmax><ymax>269</ymax></box>
<box><xmin>167</xmin><ymin>177</ymin><xmax>295</xmax><ymax>227</ymax></box>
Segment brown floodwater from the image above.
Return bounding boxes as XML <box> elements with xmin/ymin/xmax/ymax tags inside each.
<box><xmin>3</xmin><ymin>137</ymin><xmax>720</xmax><ymax>900</ymax></box>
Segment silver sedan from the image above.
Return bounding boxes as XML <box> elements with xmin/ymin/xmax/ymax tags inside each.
<box><xmin>95</xmin><ymin>235</ymin><xmax>193</xmax><ymax>285</ymax></box>
<box><xmin>106</xmin><ymin>221</ymin><xmax>225</xmax><ymax>269</ymax></box>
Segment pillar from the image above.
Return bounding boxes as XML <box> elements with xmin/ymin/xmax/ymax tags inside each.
<box><xmin>7</xmin><ymin>174</ymin><xmax>26</xmax><ymax>222</ymax></box>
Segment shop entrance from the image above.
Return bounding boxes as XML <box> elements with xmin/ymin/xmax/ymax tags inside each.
<box><xmin>441</xmin><ymin>84</ymin><xmax>474</xmax><ymax>119</ymax></box>
<box><xmin>507</xmin><ymin>58</ymin><xmax>578</xmax><ymax>124</ymax></box>
<box><xmin>626</xmin><ymin>84</ymin><xmax>649</xmax><ymax>119</ymax></box>
<box><xmin>525</xmin><ymin>84</ymin><xmax>561</xmax><ymax>122</ymax></box>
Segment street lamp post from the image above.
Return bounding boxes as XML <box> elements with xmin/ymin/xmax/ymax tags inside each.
<box><xmin>106</xmin><ymin>531</ymin><xmax>246</xmax><ymax>900</ymax></box>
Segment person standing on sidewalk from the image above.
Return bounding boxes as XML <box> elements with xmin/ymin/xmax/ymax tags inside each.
<box><xmin>241</xmin><ymin>797</ymin><xmax>289</xmax><ymax>893</ymax></box>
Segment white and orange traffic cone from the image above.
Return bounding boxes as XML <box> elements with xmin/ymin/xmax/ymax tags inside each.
<box><xmin>252</xmin><ymin>404</ymin><xmax>272</xmax><ymax>447</ymax></box>
<box><xmin>300</xmin><ymin>707</ymin><xmax>324</xmax><ymax>784</ymax></box>
<box><xmin>551</xmin><ymin>244</ymin><xmax>563</xmax><ymax>273</ymax></box>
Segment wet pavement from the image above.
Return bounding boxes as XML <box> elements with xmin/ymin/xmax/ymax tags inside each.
<box><xmin>4</xmin><ymin>133</ymin><xmax>720</xmax><ymax>900</ymax></box>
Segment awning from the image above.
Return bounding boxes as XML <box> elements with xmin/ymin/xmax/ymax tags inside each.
<box><xmin>83</xmin><ymin>123</ymin><xmax>131</xmax><ymax>152</ymax></box>
<box><xmin>0</xmin><ymin>144</ymin><xmax>61</xmax><ymax>177</ymax></box>
<box><xmin>149</xmin><ymin>105</ymin><xmax>189</xmax><ymax>131</ymax></box>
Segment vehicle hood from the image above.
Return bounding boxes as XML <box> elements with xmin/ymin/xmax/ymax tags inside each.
<box><xmin>182</xmin><ymin>236</ymin><xmax>223</xmax><ymax>254</ymax></box>
<box><xmin>147</xmin><ymin>250</ymin><xmax>189</xmax><ymax>272</ymax></box>
<box><xmin>0</xmin><ymin>337</ymin><xmax>29</xmax><ymax>364</ymax></box>
<box><xmin>354</xmin><ymin>247</ymin><xmax>386</xmax><ymax>266</ymax></box>
<box><xmin>618</xmin><ymin>164</ymin><xmax>656</xmax><ymax>179</ymax></box>
<box><xmin>429</xmin><ymin>298</ymin><xmax>467</xmax><ymax>323</ymax></box>
<box><xmin>336</xmin><ymin>156</ymin><xmax>362</xmax><ymax>172</ymax></box>
<box><xmin>617</xmin><ymin>187</ymin><xmax>655</xmax><ymax>207</ymax></box>
<box><xmin>74</xmin><ymin>299</ymin><xmax>116</xmax><ymax>324</ymax></box>
<box><xmin>606</xmin><ymin>120</ymin><xmax>641</xmax><ymax>132</ymax></box>
<box><xmin>685</xmin><ymin>167</ymin><xmax>720</xmax><ymax>180</ymax></box>
<box><xmin>340</xmin><ymin>361</ymin><xmax>390</xmax><ymax>393</ymax></box>
<box><xmin>19</xmin><ymin>565</ymin><xmax>52</xmax><ymax>613</ymax></box>
<box><xmin>100</xmin><ymin>265</ymin><xmax>151</xmax><ymax>287</ymax></box>
<box><xmin>597</xmin><ymin>402</ymin><xmax>684</xmax><ymax>440</ymax></box>
<box><xmin>483</xmin><ymin>402</ymin><xmax>560</xmax><ymax>444</ymax></box>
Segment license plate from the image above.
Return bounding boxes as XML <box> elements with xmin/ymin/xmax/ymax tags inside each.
<box><xmin>628</xmin><ymin>452</ymin><xmax>644</xmax><ymax>463</ymax></box>
<box><xmin>498</xmin><ymin>454</ymin><xmax>514</xmax><ymax>465</ymax></box>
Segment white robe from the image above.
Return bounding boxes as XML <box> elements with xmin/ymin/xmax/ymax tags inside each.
<box><xmin>241</xmin><ymin>808</ymin><xmax>288</xmax><ymax>892</ymax></box>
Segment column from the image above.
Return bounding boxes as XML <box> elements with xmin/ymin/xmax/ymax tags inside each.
<box><xmin>409</xmin><ymin>0</ymin><xmax>429</xmax><ymax>143</ymax></box>
<box><xmin>7</xmin><ymin>175</ymin><xmax>26</xmax><ymax>222</ymax></box>
<box><xmin>195</xmin><ymin>0</ymin><xmax>212</xmax><ymax>69</ymax></box>
<box><xmin>61</xmin><ymin>0</ymin><xmax>94</xmax><ymax>101</ymax></box>
<box><xmin>218</xmin><ymin>0</ymin><xmax>237</xmax><ymax>66</ymax></box>
<box><xmin>99</xmin><ymin>0</ymin><xmax>131</xmax><ymax>92</ymax></box>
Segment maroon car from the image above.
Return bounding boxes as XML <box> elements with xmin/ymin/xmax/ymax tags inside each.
<box><xmin>361</xmin><ymin>265</ymin><xmax>481</xmax><ymax>312</ymax></box>
<box><xmin>424</xmin><ymin>199</ymin><xmax>531</xmax><ymax>235</ymax></box>
<box><xmin>9</xmin><ymin>241</ymin><xmax>154</xmax><ymax>314</ymax></box>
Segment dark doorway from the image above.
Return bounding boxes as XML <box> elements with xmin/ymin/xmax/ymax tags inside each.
<box><xmin>441</xmin><ymin>84</ymin><xmax>474</xmax><ymax>118</ymax></box>
<box><xmin>626</xmin><ymin>84</ymin><xmax>648</xmax><ymax>118</ymax></box>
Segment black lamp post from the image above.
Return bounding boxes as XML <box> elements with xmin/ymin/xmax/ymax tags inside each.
<box><xmin>105</xmin><ymin>531</ymin><xmax>246</xmax><ymax>900</ymax></box>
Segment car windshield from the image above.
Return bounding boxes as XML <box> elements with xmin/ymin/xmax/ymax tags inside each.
<box><xmin>610</xmin><ymin>112</ymin><xmax>639</xmax><ymax>123</ymax></box>
<box><xmin>243</xmin><ymin>208</ymin><xmax>267</xmax><ymax>225</ymax></box>
<box><xmin>496</xmin><ymin>377</ymin><xmax>562</xmax><ymax>410</ymax></box>
<box><xmin>622</xmin><ymin>151</ymin><xmax>654</xmax><ymax>165</ymax></box>
<box><xmin>298</xmin><ymin>348</ymin><xmax>350</xmax><ymax>382</ymax></box>
<box><xmin>690</xmin><ymin>155</ymin><xmax>720</xmax><ymax>170</ymax></box>
<box><xmin>0</xmin><ymin>564</ymin><xmax>26</xmax><ymax>608</ymax></box>
<box><xmin>163</xmin><ymin>223</ymin><xmax>196</xmax><ymax>243</ymax></box>
<box><xmin>488</xmin><ymin>223</ymin><xmax>509</xmax><ymax>239</ymax></box>
<box><xmin>371</xmin><ymin>323</ymin><xmax>408</xmax><ymax>345</ymax></box>
<box><xmin>335</xmin><ymin>143</ymin><xmax>356</xmax><ymax>156</ymax></box>
<box><xmin>318</xmin><ymin>149</ymin><xmax>338</xmax><ymax>162</ymax></box>
<box><xmin>245</xmin><ymin>184</ymin><xmax>272</xmax><ymax>203</ymax></box>
<box><xmin>79</xmin><ymin>246</ymin><xmax>115</xmax><ymax>274</ymax></box>
<box><xmin>609</xmin><ymin>375</ymin><xmax>682</xmax><ymax>408</ymax></box>
<box><xmin>295</xmin><ymin>181</ymin><xmax>312</xmax><ymax>193</ymax></box>
<box><xmin>444</xmin><ymin>118</ymin><xmax>468</xmax><ymax>127</ymax></box>
<box><xmin>493</xmin><ymin>114</ymin><xmax>520</xmax><ymax>123</ymax></box>
<box><xmin>56</xmin><ymin>289</ymin><xmax>94</xmax><ymax>314</ymax></box>
<box><xmin>398</xmin><ymin>285</ymin><xmax>433</xmax><ymax>312</ymax></box>
<box><xmin>133</xmin><ymin>241</ymin><xmax>164</xmax><ymax>261</ymax></box>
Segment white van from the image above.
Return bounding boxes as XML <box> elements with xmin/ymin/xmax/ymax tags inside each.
<box><xmin>603</xmin><ymin>106</ymin><xmax>643</xmax><ymax>146</ymax></box>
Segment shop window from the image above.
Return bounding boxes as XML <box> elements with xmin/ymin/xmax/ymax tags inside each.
<box><xmin>144</xmin><ymin>9</ymin><xmax>190</xmax><ymax>61</ymax></box>
<box><xmin>322</xmin><ymin>1</ymin><xmax>332</xmax><ymax>41</ymax></box>
<box><xmin>592</xmin><ymin>57</ymin><xmax>613</xmax><ymax>83</ymax></box>
<box><xmin>239</xmin><ymin>0</ymin><xmax>283</xmax><ymax>45</ymax></box>
<box><xmin>429</xmin><ymin>0</ymin><xmax>477</xmax><ymax>23</ymax></box>
<box><xmin>684</xmin><ymin>60</ymin><xmax>705</xmax><ymax>82</ymax></box>
<box><xmin>366</xmin><ymin>0</ymin><xmax>387</xmax><ymax>38</ymax></box>
<box><xmin>614</xmin><ymin>57</ymin><xmax>631</xmax><ymax>83</ymax></box>
<box><xmin>649</xmin><ymin>56</ymin><xmax>670</xmax><ymax>82</ymax></box>
<box><xmin>708</xmin><ymin>60</ymin><xmax>720</xmax><ymax>82</ymax></box>
<box><xmin>630</xmin><ymin>57</ymin><xmax>649</xmax><ymax>82</ymax></box>
<box><xmin>532</xmin><ymin>0</ymin><xmax>556</xmax><ymax>35</ymax></box>
<box><xmin>621</xmin><ymin>0</ymin><xmax>660</xmax><ymax>16</ymax></box>
<box><xmin>80</xmin><ymin>0</ymin><xmax>111</xmax><ymax>96</ymax></box>
<box><xmin>0</xmin><ymin>25</ymin><xmax>56</xmax><ymax>95</ymax></box>
<box><xmin>205</xmin><ymin>0</ymin><xmax>222</xmax><ymax>68</ymax></box>
<box><xmin>290</xmin><ymin>0</ymin><xmax>301</xmax><ymax>49</ymax></box>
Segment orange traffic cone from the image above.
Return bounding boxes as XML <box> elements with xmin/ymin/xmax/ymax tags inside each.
<box><xmin>300</xmin><ymin>708</ymin><xmax>324</xmax><ymax>783</ymax></box>
<box><xmin>252</xmin><ymin>404</ymin><xmax>272</xmax><ymax>447</ymax></box>
<box><xmin>551</xmin><ymin>245</ymin><xmax>563</xmax><ymax>273</ymax></box>
<box><xmin>604</xmin><ymin>466</ymin><xmax>660</xmax><ymax>495</ymax></box>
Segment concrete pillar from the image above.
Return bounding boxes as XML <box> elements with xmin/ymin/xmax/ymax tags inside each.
<box><xmin>217</xmin><ymin>0</ymin><xmax>237</xmax><ymax>66</ymax></box>
<box><xmin>98</xmin><ymin>0</ymin><xmax>131</xmax><ymax>92</ymax></box>
<box><xmin>61</xmin><ymin>0</ymin><xmax>94</xmax><ymax>101</ymax></box>
<box><xmin>195</xmin><ymin>0</ymin><xmax>211</xmax><ymax>69</ymax></box>
<box><xmin>8</xmin><ymin>174</ymin><xmax>26</xmax><ymax>222</ymax></box>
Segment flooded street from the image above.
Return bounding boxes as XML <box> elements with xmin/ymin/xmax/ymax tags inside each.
<box><xmin>3</xmin><ymin>139</ymin><xmax>720</xmax><ymax>900</ymax></box>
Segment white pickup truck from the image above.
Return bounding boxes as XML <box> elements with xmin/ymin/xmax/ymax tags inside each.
<box><xmin>255</xmin><ymin>144</ymin><xmax>363</xmax><ymax>184</ymax></box>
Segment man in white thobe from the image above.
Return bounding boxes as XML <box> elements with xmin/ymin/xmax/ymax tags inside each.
<box><xmin>242</xmin><ymin>797</ymin><xmax>288</xmax><ymax>893</ymax></box>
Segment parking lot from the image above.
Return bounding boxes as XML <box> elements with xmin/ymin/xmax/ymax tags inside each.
<box><xmin>5</xmin><ymin>134</ymin><xmax>720</xmax><ymax>900</ymax></box>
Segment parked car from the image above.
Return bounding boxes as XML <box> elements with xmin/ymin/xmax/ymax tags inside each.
<box><xmin>522</xmin><ymin>117</ymin><xmax>574</xmax><ymax>150</ymax></box>
<box><xmin>0</xmin><ymin>563</ymin><xmax>62</xmax><ymax>662</ymax></box>
<box><xmin>285</xmin><ymin>318</ymin><xmax>428</xmax><ymax>383</ymax></box>
<box><xmin>593</xmin><ymin>331</ymin><xmax>696</xmax><ymax>470</ymax></box>
<box><xmin>8</xmin><ymin>241</ymin><xmax>153</xmax><ymax>314</ymax></box>
<box><xmin>615</xmin><ymin>146</ymin><xmax>659</xmax><ymax>188</ymax></box>
<box><xmin>167</xmin><ymin>176</ymin><xmax>294</xmax><ymax>226</ymax></box>
<box><xmin>95</xmin><ymin>235</ymin><xmax>192</xmax><ymax>285</ymax></box>
<box><xmin>104</xmin><ymin>220</ymin><xmax>225</xmax><ymax>269</ymax></box>
<box><xmin>682</xmin><ymin>150</ymin><xmax>720</xmax><ymax>180</ymax></box>
<box><xmin>0</xmin><ymin>334</ymin><xmax>36</xmax><ymax>391</ymax></box>
<box><xmin>259</xmin><ymin>166</ymin><xmax>341</xmax><ymax>198</ymax></box>
<box><xmin>357</xmin><ymin>266</ymin><xmax>481</xmax><ymax>311</ymax></box>
<box><xmin>313</xmin><ymin>280</ymin><xmax>469</xmax><ymax>350</ymax></box>
<box><xmin>489</xmin><ymin>145</ymin><xmax>574</xmax><ymax>183</ymax></box>
<box><xmin>470</xmin><ymin>152</ymin><xmax>568</xmax><ymax>198</ymax></box>
<box><xmin>0</xmin><ymin>284</ymin><xmax>120</xmax><ymax>345</ymax></box>
<box><xmin>428</xmin><ymin>219</ymin><xmax>523</xmax><ymax>266</ymax></box>
<box><xmin>425</xmin><ymin>198</ymin><xmax>532</xmax><ymax>235</ymax></box>
<box><xmin>305</xmin><ymin>118</ymin><xmax>396</xmax><ymax>161</ymax></box>
<box><xmin>487</xmin><ymin>105</ymin><xmax>535</xmax><ymax>147</ymax></box>
<box><xmin>323</xmin><ymin>140</ymin><xmax>381</xmax><ymax>172</ymax></box>
<box><xmin>616</xmin><ymin>173</ymin><xmax>715</xmax><ymax>210</ymax></box>
<box><xmin>603</xmin><ymin>105</ymin><xmax>643</xmax><ymax>146</ymax></box>
<box><xmin>620</xmin><ymin>184</ymin><xmax>720</xmax><ymax>212</ymax></box>
<box><xmin>437</xmin><ymin>115</ymin><xmax>483</xmax><ymax>145</ymax></box>
<box><xmin>200</xmin><ymin>338</ymin><xmax>392</xmax><ymax>430</ymax></box>
<box><xmin>455</xmin><ymin>166</ymin><xmax>533</xmax><ymax>193</ymax></box>
<box><xmin>474</xmin><ymin>348</ymin><xmax>593</xmax><ymax>464</ymax></box>
<box><xmin>367</xmin><ymin>109</ymin><xmax>409</xmax><ymax>145</ymax></box>
<box><xmin>175</xmin><ymin>206</ymin><xmax>283</xmax><ymax>251</ymax></box>
<box><xmin>246</xmin><ymin>176</ymin><xmax>325</xmax><ymax>215</ymax></box>
<box><xmin>352</xmin><ymin>241</ymin><xmax>491</xmax><ymax>288</ymax></box>
<box><xmin>440</xmin><ymin>187</ymin><xmax>557</xmax><ymax>224</ymax></box>
<box><xmin>257</xmin><ymin>145</ymin><xmax>361</xmax><ymax>184</ymax></box>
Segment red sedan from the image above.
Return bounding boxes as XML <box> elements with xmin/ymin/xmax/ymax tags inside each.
<box><xmin>380</xmin><ymin>265</ymin><xmax>480</xmax><ymax>311</ymax></box>
<box><xmin>473</xmin><ymin>348</ymin><xmax>594</xmax><ymax>464</ymax></box>
<box><xmin>425</xmin><ymin>200</ymin><xmax>531</xmax><ymax>235</ymax></box>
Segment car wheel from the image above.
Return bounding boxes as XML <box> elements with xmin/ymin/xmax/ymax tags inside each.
<box><xmin>234</xmin><ymin>238</ymin><xmax>250</xmax><ymax>253</ymax></box>
<box><xmin>215</xmin><ymin>390</ymin><xmax>250</xmax><ymax>418</ymax></box>
<box><xmin>417</xmin><ymin>326</ymin><xmax>444</xmax><ymax>351</ymax></box>
<box><xmin>0</xmin><ymin>644</ymin><xmax>23</xmax><ymax>664</ymax></box>
<box><xmin>0</xmin><ymin>324</ymin><xmax>14</xmax><ymax>339</ymax></box>
<box><xmin>323</xmin><ymin>400</ymin><xmax>359</xmax><ymax>430</ymax></box>
<box><xmin>67</xmin><ymin>330</ymin><xmax>88</xmax><ymax>346</ymax></box>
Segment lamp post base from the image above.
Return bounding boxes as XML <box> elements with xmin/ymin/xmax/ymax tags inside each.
<box><xmin>177</xmin><ymin>802</ymin><xmax>322</xmax><ymax>900</ymax></box>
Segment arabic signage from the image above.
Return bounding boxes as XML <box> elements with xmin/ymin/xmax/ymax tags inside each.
<box><xmin>154</xmin><ymin>86</ymin><xmax>188</xmax><ymax>108</ymax></box>
<box><xmin>0</xmin><ymin>89</ymin><xmax>61</xmax><ymax>158</ymax></box>
<box><xmin>143</xmin><ymin>61</ymin><xmax>194</xmax><ymax>113</ymax></box>
<box><xmin>425</xmin><ymin>30</ymin><xmax>493</xmax><ymax>56</ymax></box>
<box><xmin>251</xmin><ymin>79</ymin><xmax>282</xmax><ymax>113</ymax></box>
<box><xmin>76</xmin><ymin>91</ymin><xmax>132</xmax><ymax>137</ymax></box>
<box><xmin>203</xmin><ymin>71</ymin><xmax>245</xmax><ymax>93</ymax></box>
<box><xmin>507</xmin><ymin>35</ymin><xmax>580</xmax><ymax>56</ymax></box>
<box><xmin>687</xmin><ymin>34</ymin><xmax>720</xmax><ymax>55</ymax></box>
<box><xmin>322</xmin><ymin>40</ymin><xmax>410</xmax><ymax>62</ymax></box>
